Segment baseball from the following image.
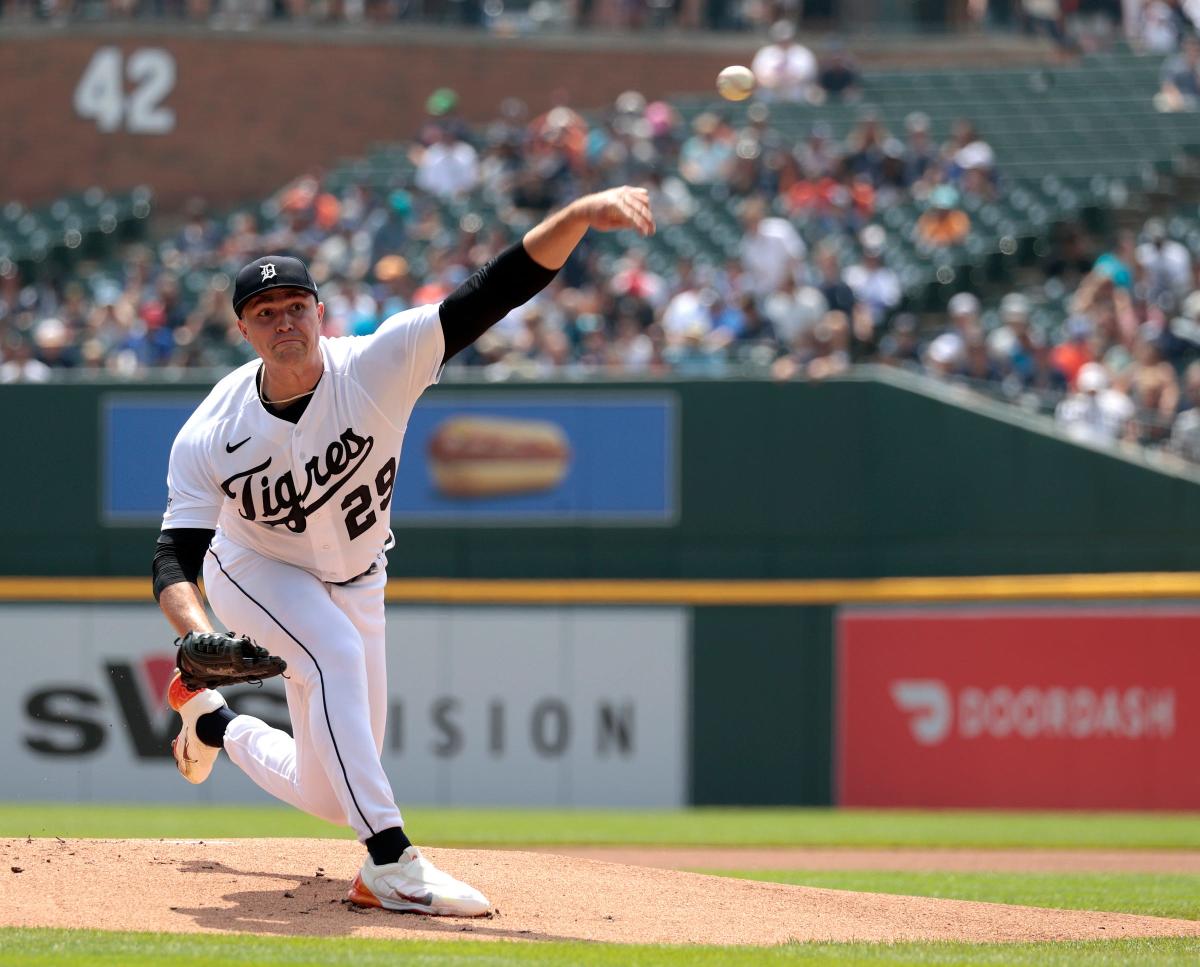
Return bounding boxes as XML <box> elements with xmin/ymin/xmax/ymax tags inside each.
<box><xmin>716</xmin><ymin>65</ymin><xmax>755</xmax><ymax>102</ymax></box>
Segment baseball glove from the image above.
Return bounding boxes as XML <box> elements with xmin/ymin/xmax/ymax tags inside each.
<box><xmin>175</xmin><ymin>630</ymin><xmax>287</xmax><ymax>690</ymax></box>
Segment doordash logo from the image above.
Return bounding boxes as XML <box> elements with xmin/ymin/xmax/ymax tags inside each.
<box><xmin>890</xmin><ymin>679</ymin><xmax>1176</xmax><ymax>745</ymax></box>
<box><xmin>890</xmin><ymin>680</ymin><xmax>952</xmax><ymax>745</ymax></box>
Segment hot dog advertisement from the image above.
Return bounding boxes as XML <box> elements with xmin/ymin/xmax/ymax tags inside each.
<box><xmin>101</xmin><ymin>393</ymin><xmax>677</xmax><ymax>526</ymax></box>
<box><xmin>390</xmin><ymin>395</ymin><xmax>677</xmax><ymax>523</ymax></box>
<box><xmin>428</xmin><ymin>416</ymin><xmax>572</xmax><ymax>499</ymax></box>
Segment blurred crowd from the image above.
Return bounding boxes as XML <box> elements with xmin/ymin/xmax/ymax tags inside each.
<box><xmin>0</xmin><ymin>0</ymin><xmax>813</xmax><ymax>31</ymax></box>
<box><xmin>4</xmin><ymin>40</ymin><xmax>1200</xmax><ymax>465</ymax></box>
<box><xmin>0</xmin><ymin>0</ymin><xmax>1193</xmax><ymax>39</ymax></box>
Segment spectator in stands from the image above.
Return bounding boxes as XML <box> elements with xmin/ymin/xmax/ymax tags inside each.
<box><xmin>872</xmin><ymin>139</ymin><xmax>909</xmax><ymax>209</ymax></box>
<box><xmin>817</xmin><ymin>41</ymin><xmax>863</xmax><ymax>103</ymax></box>
<box><xmin>1093</xmin><ymin>230</ymin><xmax>1137</xmax><ymax>288</ymax></box>
<box><xmin>1022</xmin><ymin>0</ymin><xmax>1073</xmax><ymax>53</ymax></box>
<box><xmin>915</xmin><ymin>186</ymin><xmax>971</xmax><ymax>249</ymax></box>
<box><xmin>1156</xmin><ymin>32</ymin><xmax>1200</xmax><ymax>111</ymax></box>
<box><xmin>643</xmin><ymin>168</ymin><xmax>697</xmax><ymax>226</ymax></box>
<box><xmin>663</xmin><ymin>320</ymin><xmax>724</xmax><ymax>376</ymax></box>
<box><xmin>813</xmin><ymin>244</ymin><xmax>856</xmax><ymax>317</ymax></box>
<box><xmin>771</xmin><ymin>310</ymin><xmax>851</xmax><ymax>380</ymax></box>
<box><xmin>878</xmin><ymin>312</ymin><xmax>922</xmax><ymax>369</ymax></box>
<box><xmin>177</xmin><ymin>285</ymin><xmax>247</xmax><ymax>367</ymax></box>
<box><xmin>762</xmin><ymin>276</ymin><xmax>828</xmax><ymax>346</ymax></box>
<box><xmin>953</xmin><ymin>139</ymin><xmax>997</xmax><ymax>200</ymax></box>
<box><xmin>415</xmin><ymin>125</ymin><xmax>480</xmax><ymax>198</ymax></box>
<box><xmin>902</xmin><ymin>112</ymin><xmax>939</xmax><ymax>187</ymax></box>
<box><xmin>1169</xmin><ymin>360</ymin><xmax>1200</xmax><ymax>460</ymax></box>
<box><xmin>1137</xmin><ymin>218</ymin><xmax>1194</xmax><ymax>309</ymax></box>
<box><xmin>1137</xmin><ymin>0</ymin><xmax>1183</xmax><ymax>53</ymax></box>
<box><xmin>942</xmin><ymin>118</ymin><xmax>983</xmax><ymax>164</ymax></box>
<box><xmin>661</xmin><ymin>276</ymin><xmax>715</xmax><ymax>348</ymax></box>
<box><xmin>610</xmin><ymin>250</ymin><xmax>668</xmax><ymax>310</ymax></box>
<box><xmin>989</xmin><ymin>294</ymin><xmax>1037</xmax><ymax>380</ymax></box>
<box><xmin>0</xmin><ymin>334</ymin><xmax>50</xmax><ymax>383</ymax></box>
<box><xmin>843</xmin><ymin>226</ymin><xmax>901</xmax><ymax>325</ymax></box>
<box><xmin>1050</xmin><ymin>315</ymin><xmax>1096</xmax><ymax>387</ymax></box>
<box><xmin>946</xmin><ymin>291</ymin><xmax>983</xmax><ymax>342</ymax></box>
<box><xmin>794</xmin><ymin>122</ymin><xmax>839</xmax><ymax>181</ymax></box>
<box><xmin>1043</xmin><ymin>221</ymin><xmax>1097</xmax><ymax>288</ymax></box>
<box><xmin>610</xmin><ymin>314</ymin><xmax>660</xmax><ymax>373</ymax></box>
<box><xmin>1074</xmin><ymin>232</ymin><xmax>1139</xmax><ymax>342</ymax></box>
<box><xmin>960</xmin><ymin>332</ymin><xmax>1002</xmax><ymax>385</ymax></box>
<box><xmin>32</xmin><ymin>317</ymin><xmax>75</xmax><ymax>369</ymax></box>
<box><xmin>783</xmin><ymin>156</ymin><xmax>843</xmax><ymax>231</ymax></box>
<box><xmin>712</xmin><ymin>294</ymin><xmax>779</xmax><ymax>365</ymax></box>
<box><xmin>750</xmin><ymin>20</ymin><xmax>819</xmax><ymax>104</ymax></box>
<box><xmin>808</xmin><ymin>311</ymin><xmax>852</xmax><ymax>378</ymax></box>
<box><xmin>923</xmin><ymin>331</ymin><xmax>967</xmax><ymax>380</ymax></box>
<box><xmin>1055</xmin><ymin>361</ymin><xmax>1136</xmax><ymax>444</ymax></box>
<box><xmin>679</xmin><ymin>113</ymin><xmax>735</xmax><ymax>185</ymax></box>
<box><xmin>1121</xmin><ymin>325</ymin><xmax>1181</xmax><ymax>442</ymax></box>
<box><xmin>739</xmin><ymin>195</ymin><xmax>806</xmax><ymax>296</ymax></box>
<box><xmin>843</xmin><ymin>108</ymin><xmax>890</xmax><ymax>186</ymax></box>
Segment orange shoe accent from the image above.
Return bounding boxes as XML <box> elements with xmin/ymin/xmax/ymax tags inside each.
<box><xmin>166</xmin><ymin>670</ymin><xmax>202</xmax><ymax>712</ymax></box>
<box><xmin>347</xmin><ymin>873</ymin><xmax>382</xmax><ymax>909</ymax></box>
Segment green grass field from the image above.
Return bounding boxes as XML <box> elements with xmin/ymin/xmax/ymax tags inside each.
<box><xmin>709</xmin><ymin>871</ymin><xmax>1200</xmax><ymax>921</ymax></box>
<box><xmin>1</xmin><ymin>930</ymin><xmax>1198</xmax><ymax>967</ymax></box>
<box><xmin>3</xmin><ymin>805</ymin><xmax>1199</xmax><ymax>965</ymax></box>
<box><xmin>3</xmin><ymin>803</ymin><xmax>1200</xmax><ymax>848</ymax></box>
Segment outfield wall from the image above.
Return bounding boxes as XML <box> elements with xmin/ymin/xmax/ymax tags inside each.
<box><xmin>4</xmin><ymin>581</ymin><xmax>1199</xmax><ymax>809</ymax></box>
<box><xmin>6</xmin><ymin>371</ymin><xmax>1200</xmax><ymax>580</ymax></box>
<box><xmin>7</xmin><ymin>371</ymin><xmax>1198</xmax><ymax>807</ymax></box>
<box><xmin>3</xmin><ymin>603</ymin><xmax>690</xmax><ymax>808</ymax></box>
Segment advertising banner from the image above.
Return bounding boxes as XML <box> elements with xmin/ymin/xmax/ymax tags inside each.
<box><xmin>2</xmin><ymin>605</ymin><xmax>687</xmax><ymax>807</ymax></box>
<box><xmin>102</xmin><ymin>392</ymin><xmax>677</xmax><ymax>525</ymax></box>
<box><xmin>837</xmin><ymin>607</ymin><xmax>1200</xmax><ymax>809</ymax></box>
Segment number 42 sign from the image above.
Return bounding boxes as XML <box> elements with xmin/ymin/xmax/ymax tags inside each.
<box><xmin>74</xmin><ymin>47</ymin><xmax>176</xmax><ymax>135</ymax></box>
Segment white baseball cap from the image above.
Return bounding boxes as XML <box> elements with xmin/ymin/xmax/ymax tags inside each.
<box><xmin>948</xmin><ymin>292</ymin><xmax>980</xmax><ymax>317</ymax></box>
<box><xmin>1076</xmin><ymin>362</ymin><xmax>1110</xmax><ymax>393</ymax></box>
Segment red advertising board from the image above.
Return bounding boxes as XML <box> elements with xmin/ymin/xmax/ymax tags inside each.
<box><xmin>837</xmin><ymin>608</ymin><xmax>1200</xmax><ymax>809</ymax></box>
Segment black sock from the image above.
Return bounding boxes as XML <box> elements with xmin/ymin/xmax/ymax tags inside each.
<box><xmin>366</xmin><ymin>826</ymin><xmax>413</xmax><ymax>865</ymax></box>
<box><xmin>195</xmin><ymin>707</ymin><xmax>236</xmax><ymax>748</ymax></box>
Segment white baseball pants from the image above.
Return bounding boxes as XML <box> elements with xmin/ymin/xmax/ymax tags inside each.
<box><xmin>201</xmin><ymin>533</ymin><xmax>403</xmax><ymax>840</ymax></box>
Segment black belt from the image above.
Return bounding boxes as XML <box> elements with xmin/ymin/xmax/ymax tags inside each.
<box><xmin>329</xmin><ymin>561</ymin><xmax>380</xmax><ymax>587</ymax></box>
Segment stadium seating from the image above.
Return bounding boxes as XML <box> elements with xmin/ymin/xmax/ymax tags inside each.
<box><xmin>6</xmin><ymin>49</ymin><xmax>1196</xmax><ymax>331</ymax></box>
<box><xmin>0</xmin><ymin>187</ymin><xmax>153</xmax><ymax>276</ymax></box>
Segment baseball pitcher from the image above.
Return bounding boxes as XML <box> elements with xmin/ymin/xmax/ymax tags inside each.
<box><xmin>152</xmin><ymin>188</ymin><xmax>655</xmax><ymax>915</ymax></box>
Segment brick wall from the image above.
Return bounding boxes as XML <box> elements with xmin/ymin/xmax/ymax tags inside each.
<box><xmin>2</xmin><ymin>30</ymin><xmax>758</xmax><ymax>207</ymax></box>
<box><xmin>1</xmin><ymin>27</ymin><xmax>1048</xmax><ymax>209</ymax></box>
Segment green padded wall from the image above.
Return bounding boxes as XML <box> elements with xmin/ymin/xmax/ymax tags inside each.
<box><xmin>5</xmin><ymin>373</ymin><xmax>1199</xmax><ymax>578</ymax></box>
<box><xmin>690</xmin><ymin>606</ymin><xmax>834</xmax><ymax>805</ymax></box>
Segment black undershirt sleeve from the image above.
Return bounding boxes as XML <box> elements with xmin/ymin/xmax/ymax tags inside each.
<box><xmin>152</xmin><ymin>528</ymin><xmax>216</xmax><ymax>602</ymax></box>
<box><xmin>438</xmin><ymin>241</ymin><xmax>559</xmax><ymax>362</ymax></box>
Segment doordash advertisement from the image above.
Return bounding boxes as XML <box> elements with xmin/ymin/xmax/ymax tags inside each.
<box><xmin>837</xmin><ymin>608</ymin><xmax>1200</xmax><ymax>809</ymax></box>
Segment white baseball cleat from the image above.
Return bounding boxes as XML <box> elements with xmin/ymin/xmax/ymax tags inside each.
<box><xmin>348</xmin><ymin>846</ymin><xmax>491</xmax><ymax>916</ymax></box>
<box><xmin>166</xmin><ymin>670</ymin><xmax>227</xmax><ymax>785</ymax></box>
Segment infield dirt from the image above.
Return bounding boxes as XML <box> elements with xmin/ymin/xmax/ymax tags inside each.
<box><xmin>2</xmin><ymin>838</ymin><xmax>1199</xmax><ymax>945</ymax></box>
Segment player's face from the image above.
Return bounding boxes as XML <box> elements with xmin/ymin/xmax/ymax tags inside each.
<box><xmin>238</xmin><ymin>289</ymin><xmax>324</xmax><ymax>365</ymax></box>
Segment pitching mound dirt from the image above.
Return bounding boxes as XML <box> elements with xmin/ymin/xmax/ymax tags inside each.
<box><xmin>3</xmin><ymin>838</ymin><xmax>1198</xmax><ymax>945</ymax></box>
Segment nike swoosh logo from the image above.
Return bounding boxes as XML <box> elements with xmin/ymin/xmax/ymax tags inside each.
<box><xmin>225</xmin><ymin>437</ymin><xmax>251</xmax><ymax>453</ymax></box>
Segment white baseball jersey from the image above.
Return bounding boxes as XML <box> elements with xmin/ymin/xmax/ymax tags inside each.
<box><xmin>162</xmin><ymin>304</ymin><xmax>443</xmax><ymax>584</ymax></box>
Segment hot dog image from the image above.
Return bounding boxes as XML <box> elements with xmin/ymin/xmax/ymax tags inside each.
<box><xmin>427</xmin><ymin>415</ymin><xmax>572</xmax><ymax>498</ymax></box>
